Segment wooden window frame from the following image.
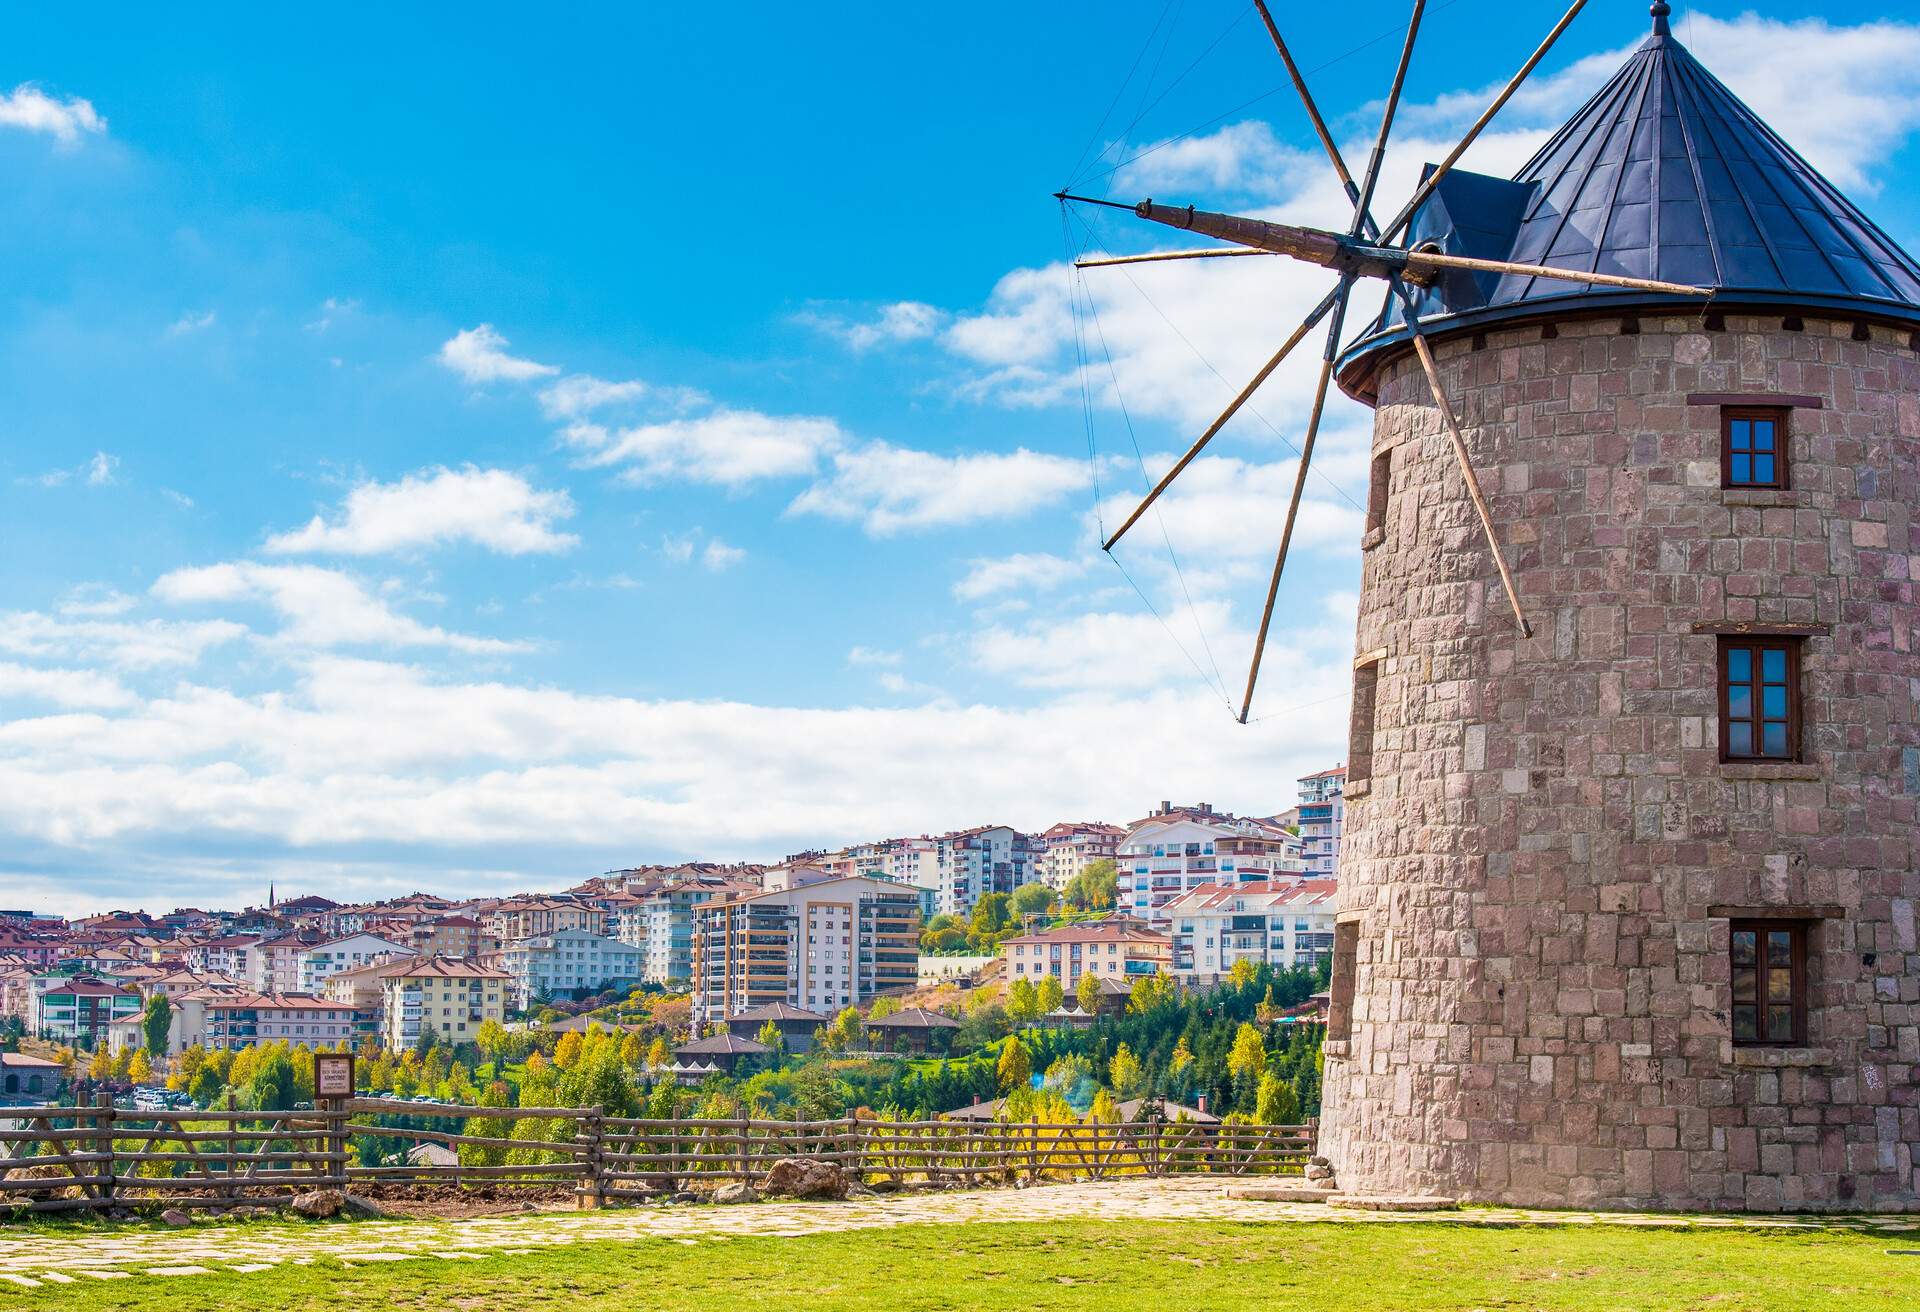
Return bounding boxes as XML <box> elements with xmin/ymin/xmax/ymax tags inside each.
<box><xmin>1729</xmin><ymin>919</ymin><xmax>1808</xmax><ymax>1047</ymax></box>
<box><xmin>1718</xmin><ymin>636</ymin><xmax>1802</xmax><ymax>763</ymax></box>
<box><xmin>1348</xmin><ymin>659</ymin><xmax>1381</xmax><ymax>788</ymax></box>
<box><xmin>1327</xmin><ymin>921</ymin><xmax>1359</xmax><ymax>1043</ymax></box>
<box><xmin>1720</xmin><ymin>405</ymin><xmax>1789</xmax><ymax>490</ymax></box>
<box><xmin>1365</xmin><ymin>449</ymin><xmax>1392</xmax><ymax>534</ymax></box>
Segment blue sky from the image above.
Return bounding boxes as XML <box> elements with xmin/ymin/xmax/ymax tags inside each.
<box><xmin>3</xmin><ymin>2</ymin><xmax>1918</xmax><ymax>914</ymax></box>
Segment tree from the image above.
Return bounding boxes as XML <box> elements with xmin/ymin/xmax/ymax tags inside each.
<box><xmin>645</xmin><ymin>1036</ymin><xmax>671</xmax><ymax>1070</ymax></box>
<box><xmin>473</xmin><ymin>1018</ymin><xmax>509</xmax><ymax>1068</ymax></box>
<box><xmin>968</xmin><ymin>894</ymin><xmax>1013</xmax><ymax>950</ymax></box>
<box><xmin>87</xmin><ymin>1045</ymin><xmax>112</xmax><ymax>1081</ymax></box>
<box><xmin>1035</xmin><ymin>975</ymin><xmax>1064</xmax><ymax>1016</ymax></box>
<box><xmin>919</xmin><ymin>914</ymin><xmax>969</xmax><ymax>955</ymax></box>
<box><xmin>755</xmin><ymin>1020</ymin><xmax>784</xmax><ymax>1057</ymax></box>
<box><xmin>1087</xmin><ymin>1088</ymin><xmax>1120</xmax><ymax>1123</ymax></box>
<box><xmin>247</xmin><ymin>1049</ymin><xmax>296</xmax><ymax>1111</ymax></box>
<box><xmin>1227</xmin><ymin>956</ymin><xmax>1261</xmax><ymax>989</ymax></box>
<box><xmin>1005</xmin><ymin>977</ymin><xmax>1038</xmax><ymax>1024</ymax></box>
<box><xmin>791</xmin><ymin>1063</ymin><xmax>845</xmax><ymax>1120</ymax></box>
<box><xmin>1076</xmin><ymin>970</ymin><xmax>1102</xmax><ymax>1016</ymax></box>
<box><xmin>1255</xmin><ymin>1071</ymin><xmax>1299</xmax><ymax>1125</ymax></box>
<box><xmin>1008</xmin><ymin>882</ymin><xmax>1054</xmax><ymax>919</ymax></box>
<box><xmin>1108</xmin><ymin>1043</ymin><xmax>1144</xmax><ymax>1098</ymax></box>
<box><xmin>1127</xmin><ymin>971</ymin><xmax>1176</xmax><ymax>1015</ymax></box>
<box><xmin>1227</xmin><ymin>1022</ymin><xmax>1267</xmax><ymax>1082</ymax></box>
<box><xmin>188</xmin><ymin>1065</ymin><xmax>222</xmax><ymax>1107</ymax></box>
<box><xmin>996</xmin><ymin>1036</ymin><xmax>1032</xmax><ymax>1092</ymax></box>
<box><xmin>618</xmin><ymin>1031</ymin><xmax>644</xmax><ymax>1067</ymax></box>
<box><xmin>127</xmin><ymin>1049</ymin><xmax>154</xmax><ymax>1084</ymax></box>
<box><xmin>553</xmin><ymin>1031</ymin><xmax>584</xmax><ymax>1071</ymax></box>
<box><xmin>141</xmin><ymin>994</ymin><xmax>172</xmax><ymax>1059</ymax></box>
<box><xmin>867</xmin><ymin>995</ymin><xmax>901</xmax><ymax>1020</ymax></box>
<box><xmin>1168</xmin><ymin>1036</ymin><xmax>1195</xmax><ymax>1082</ymax></box>
<box><xmin>1064</xmin><ymin>858</ymin><xmax>1117</xmax><ymax>911</ymax></box>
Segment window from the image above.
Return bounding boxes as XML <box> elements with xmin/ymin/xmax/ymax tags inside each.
<box><xmin>1730</xmin><ymin>920</ymin><xmax>1807</xmax><ymax>1045</ymax></box>
<box><xmin>1366</xmin><ymin>448</ymin><xmax>1392</xmax><ymax>533</ymax></box>
<box><xmin>1327</xmin><ymin>922</ymin><xmax>1359</xmax><ymax>1043</ymax></box>
<box><xmin>1719</xmin><ymin>638</ymin><xmax>1801</xmax><ymax>761</ymax></box>
<box><xmin>1722</xmin><ymin>407</ymin><xmax>1788</xmax><ymax>489</ymax></box>
<box><xmin>1349</xmin><ymin>658</ymin><xmax>1381</xmax><ymax>786</ymax></box>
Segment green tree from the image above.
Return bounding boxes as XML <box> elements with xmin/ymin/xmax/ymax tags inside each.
<box><xmin>1008</xmin><ymin>882</ymin><xmax>1054</xmax><ymax>919</ymax></box>
<box><xmin>968</xmin><ymin>893</ymin><xmax>1012</xmax><ymax>947</ymax></box>
<box><xmin>473</xmin><ymin>1018</ymin><xmax>509</xmax><ymax>1068</ymax></box>
<box><xmin>1255</xmin><ymin>1071</ymin><xmax>1299</xmax><ymax>1125</ymax></box>
<box><xmin>867</xmin><ymin>995</ymin><xmax>901</xmax><ymax>1020</ymax></box>
<box><xmin>140</xmin><ymin>993</ymin><xmax>171</xmax><ymax>1059</ymax></box>
<box><xmin>919</xmin><ymin>913</ymin><xmax>969</xmax><ymax>955</ymax></box>
<box><xmin>1076</xmin><ymin>970</ymin><xmax>1102</xmax><ymax>1015</ymax></box>
<box><xmin>791</xmin><ymin>1062</ymin><xmax>845</xmax><ymax>1120</ymax></box>
<box><xmin>1127</xmin><ymin>971</ymin><xmax>1176</xmax><ymax>1015</ymax></box>
<box><xmin>1108</xmin><ymin>1043</ymin><xmax>1144</xmax><ymax>1098</ymax></box>
<box><xmin>1063</xmin><ymin>858</ymin><xmax>1117</xmax><ymax>911</ymax></box>
<box><xmin>996</xmin><ymin>1036</ymin><xmax>1032</xmax><ymax>1092</ymax></box>
<box><xmin>1005</xmin><ymin>977</ymin><xmax>1038</xmax><ymax>1024</ymax></box>
<box><xmin>755</xmin><ymin>1020</ymin><xmax>785</xmax><ymax>1059</ymax></box>
<box><xmin>188</xmin><ymin>1065</ymin><xmax>222</xmax><ymax>1107</ymax></box>
<box><xmin>1227</xmin><ymin>1022</ymin><xmax>1267</xmax><ymax>1082</ymax></box>
<box><xmin>1035</xmin><ymin>974</ymin><xmax>1064</xmax><ymax>1016</ymax></box>
<box><xmin>1227</xmin><ymin>956</ymin><xmax>1261</xmax><ymax>989</ymax></box>
<box><xmin>247</xmin><ymin>1050</ymin><xmax>296</xmax><ymax>1111</ymax></box>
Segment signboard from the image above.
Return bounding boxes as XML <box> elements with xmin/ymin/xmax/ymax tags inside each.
<box><xmin>314</xmin><ymin>1052</ymin><xmax>355</xmax><ymax>1100</ymax></box>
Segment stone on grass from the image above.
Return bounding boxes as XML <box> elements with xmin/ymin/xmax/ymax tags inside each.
<box><xmin>712</xmin><ymin>1182</ymin><xmax>757</xmax><ymax>1205</ymax></box>
<box><xmin>160</xmin><ymin>1208</ymin><xmax>192</xmax><ymax>1227</ymax></box>
<box><xmin>290</xmin><ymin>1189</ymin><xmax>345</xmax><ymax>1219</ymax></box>
<box><xmin>761</xmin><ymin>1157</ymin><xmax>849</xmax><ymax>1200</ymax></box>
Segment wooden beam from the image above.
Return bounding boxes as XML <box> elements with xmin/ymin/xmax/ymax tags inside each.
<box><xmin>1403</xmin><ymin>248</ymin><xmax>1705</xmax><ymax>297</ymax></box>
<box><xmin>1075</xmin><ymin>247</ymin><xmax>1270</xmax><ymax>269</ymax></box>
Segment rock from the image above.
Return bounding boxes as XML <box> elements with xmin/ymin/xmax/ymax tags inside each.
<box><xmin>845</xmin><ymin>1183</ymin><xmax>877</xmax><ymax>1200</ymax></box>
<box><xmin>761</xmin><ymin>1156</ymin><xmax>850</xmax><ymax>1201</ymax></box>
<box><xmin>1224</xmin><ymin>1184</ymin><xmax>1338</xmax><ymax>1203</ymax></box>
<box><xmin>670</xmin><ymin>1191</ymin><xmax>700</xmax><ymax>1205</ymax></box>
<box><xmin>1328</xmin><ymin>1194</ymin><xmax>1458</xmax><ymax>1212</ymax></box>
<box><xmin>868</xmin><ymin>1178</ymin><xmax>903</xmax><ymax>1194</ymax></box>
<box><xmin>160</xmin><ymin>1208</ymin><xmax>193</xmax><ymax>1227</ymax></box>
<box><xmin>712</xmin><ymin>1182</ymin><xmax>757</xmax><ymax>1205</ymax></box>
<box><xmin>1309</xmin><ymin>1155</ymin><xmax>1331</xmax><ymax>1168</ymax></box>
<box><xmin>290</xmin><ymin>1189</ymin><xmax>345</xmax><ymax>1219</ymax></box>
<box><xmin>341</xmin><ymin>1194</ymin><xmax>391</xmax><ymax>1219</ymax></box>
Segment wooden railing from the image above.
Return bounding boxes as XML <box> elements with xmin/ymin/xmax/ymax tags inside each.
<box><xmin>0</xmin><ymin>1094</ymin><xmax>1314</xmax><ymax>1214</ymax></box>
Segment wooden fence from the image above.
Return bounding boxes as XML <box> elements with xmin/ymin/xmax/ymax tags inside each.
<box><xmin>0</xmin><ymin>1094</ymin><xmax>1314</xmax><ymax>1214</ymax></box>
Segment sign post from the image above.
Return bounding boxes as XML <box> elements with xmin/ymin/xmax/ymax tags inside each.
<box><xmin>314</xmin><ymin>1053</ymin><xmax>354</xmax><ymax>1190</ymax></box>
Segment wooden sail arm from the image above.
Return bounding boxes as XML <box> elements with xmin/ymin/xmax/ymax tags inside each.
<box><xmin>1129</xmin><ymin>202</ymin><xmax>1349</xmax><ymax>270</ymax></box>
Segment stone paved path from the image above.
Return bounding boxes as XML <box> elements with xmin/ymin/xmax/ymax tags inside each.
<box><xmin>0</xmin><ymin>1179</ymin><xmax>1914</xmax><ymax>1291</ymax></box>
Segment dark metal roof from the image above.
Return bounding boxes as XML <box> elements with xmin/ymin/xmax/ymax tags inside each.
<box><xmin>1338</xmin><ymin>11</ymin><xmax>1920</xmax><ymax>399</ymax></box>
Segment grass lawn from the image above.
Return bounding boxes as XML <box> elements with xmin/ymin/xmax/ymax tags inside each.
<box><xmin>10</xmin><ymin>1218</ymin><xmax>1916</xmax><ymax>1310</ymax></box>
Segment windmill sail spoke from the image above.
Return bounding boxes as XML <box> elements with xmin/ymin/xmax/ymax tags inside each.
<box><xmin>1104</xmin><ymin>283</ymin><xmax>1343</xmax><ymax>552</ymax></box>
<box><xmin>1252</xmin><ymin>0</ymin><xmax>1362</xmax><ymax>210</ymax></box>
<box><xmin>1379</xmin><ymin>0</ymin><xmax>1590</xmax><ymax>248</ymax></box>
<box><xmin>1348</xmin><ymin>0</ymin><xmax>1425</xmax><ymax>243</ymax></box>
<box><xmin>1387</xmin><ymin>279</ymin><xmax>1532</xmax><ymax>639</ymax></box>
<box><xmin>1403</xmin><ymin>248</ymin><xmax>1706</xmax><ymax>296</ymax></box>
<box><xmin>1239</xmin><ymin>278</ymin><xmax>1356</xmax><ymax>723</ymax></box>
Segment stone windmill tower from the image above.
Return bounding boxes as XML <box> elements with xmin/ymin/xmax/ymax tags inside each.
<box><xmin>1066</xmin><ymin>3</ymin><xmax>1919</xmax><ymax>1211</ymax></box>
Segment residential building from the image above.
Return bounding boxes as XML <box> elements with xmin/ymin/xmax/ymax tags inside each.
<box><xmin>170</xmin><ymin>991</ymin><xmax>358</xmax><ymax>1051</ymax></box>
<box><xmin>690</xmin><ymin>875</ymin><xmax>919</xmax><ymax>1023</ymax></box>
<box><xmin>296</xmin><ymin>933</ymin><xmax>413</xmax><ymax>994</ymax></box>
<box><xmin>485</xmin><ymin>897</ymin><xmax>606</xmax><ymax>944</ymax></box>
<box><xmin>30</xmin><ymin>975</ymin><xmax>144</xmax><ymax>1048</ymax></box>
<box><xmin>186</xmin><ymin>936</ymin><xmax>260</xmax><ymax>980</ymax></box>
<box><xmin>1115</xmin><ymin>803</ymin><xmax>1306</xmax><ymax>923</ymax></box>
<box><xmin>1034</xmin><ymin>822</ymin><xmax>1124</xmax><ymax>891</ymax></box>
<box><xmin>670</xmin><ymin>1033</ymin><xmax>769</xmax><ymax>1086</ymax></box>
<box><xmin>321</xmin><ymin>958</ymin><xmax>416</xmax><ymax>1041</ymax></box>
<box><xmin>926</xmin><ymin>826</ymin><xmax>1036</xmax><ymax>918</ymax></box>
<box><xmin>1295</xmin><ymin>767</ymin><xmax>1345</xmax><ymax>877</ymax></box>
<box><xmin>612</xmin><ymin>879</ymin><xmax>753</xmax><ymax>985</ymax></box>
<box><xmin>247</xmin><ymin>933</ymin><xmax>322</xmax><ymax>993</ymax></box>
<box><xmin>722</xmin><ymin>1001</ymin><xmax>828</xmax><ymax>1054</ymax></box>
<box><xmin>377</xmin><ymin>957</ymin><xmax>509</xmax><ymax>1051</ymax></box>
<box><xmin>865</xmin><ymin>1006</ymin><xmax>961</xmax><ymax>1055</ymax></box>
<box><xmin>0</xmin><ymin>1052</ymin><xmax>64</xmax><ymax>1103</ymax></box>
<box><xmin>1162</xmin><ymin>880</ymin><xmax>1338</xmax><ymax>988</ymax></box>
<box><xmin>500</xmin><ymin>928</ymin><xmax>641</xmax><ymax>1007</ymax></box>
<box><xmin>999</xmin><ymin>921</ymin><xmax>1171</xmax><ymax>992</ymax></box>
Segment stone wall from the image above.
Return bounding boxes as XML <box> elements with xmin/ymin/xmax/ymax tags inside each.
<box><xmin>1318</xmin><ymin>312</ymin><xmax>1919</xmax><ymax>1211</ymax></box>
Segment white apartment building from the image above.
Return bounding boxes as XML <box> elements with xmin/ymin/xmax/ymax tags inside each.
<box><xmin>169</xmin><ymin>990</ymin><xmax>358</xmax><ymax>1053</ymax></box>
<box><xmin>1116</xmin><ymin>803</ymin><xmax>1306</xmax><ymax>924</ymax></box>
<box><xmin>612</xmin><ymin>880</ymin><xmax>748</xmax><ymax>986</ymax></box>
<box><xmin>501</xmin><ymin>928</ymin><xmax>642</xmax><ymax>1007</ymax></box>
<box><xmin>296</xmin><ymin>933</ymin><xmax>413</xmax><ymax>994</ymax></box>
<box><xmin>1295</xmin><ymin>767</ymin><xmax>1346</xmax><ymax>876</ymax></box>
<box><xmin>378</xmin><ymin>957</ymin><xmax>509</xmax><ymax>1051</ymax></box>
<box><xmin>690</xmin><ymin>874</ymin><xmax>920</xmax><ymax>1024</ymax></box>
<box><xmin>1035</xmin><ymin>821</ymin><xmax>1124</xmax><ymax>891</ymax></box>
<box><xmin>186</xmin><ymin>936</ymin><xmax>259</xmax><ymax>980</ymax></box>
<box><xmin>1163</xmin><ymin>879</ymin><xmax>1338</xmax><ymax>987</ymax></box>
<box><xmin>248</xmin><ymin>935</ymin><xmax>319</xmax><ymax>993</ymax></box>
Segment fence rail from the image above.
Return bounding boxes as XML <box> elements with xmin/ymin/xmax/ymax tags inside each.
<box><xmin>0</xmin><ymin>1095</ymin><xmax>1313</xmax><ymax>1214</ymax></box>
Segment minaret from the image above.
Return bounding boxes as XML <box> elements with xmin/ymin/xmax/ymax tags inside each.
<box><xmin>1316</xmin><ymin>7</ymin><xmax>1920</xmax><ymax>1211</ymax></box>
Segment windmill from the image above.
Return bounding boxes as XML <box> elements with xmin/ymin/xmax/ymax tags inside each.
<box><xmin>1059</xmin><ymin>0</ymin><xmax>1711</xmax><ymax>722</ymax></box>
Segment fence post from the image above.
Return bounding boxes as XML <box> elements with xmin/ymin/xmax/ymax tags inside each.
<box><xmin>1146</xmin><ymin>1110</ymin><xmax>1161</xmax><ymax>1177</ymax></box>
<box><xmin>737</xmin><ymin>1119</ymin><xmax>750</xmax><ymax>1185</ymax></box>
<box><xmin>1306</xmin><ymin>1114</ymin><xmax>1319</xmax><ymax>1171</ymax></box>
<box><xmin>844</xmin><ymin>1116</ymin><xmax>859</xmax><ymax>1186</ymax></box>
<box><xmin>94</xmin><ymin>1090</ymin><xmax>116</xmax><ymax>1213</ymax></box>
<box><xmin>581</xmin><ymin>1106</ymin><xmax>605</xmax><ymax>1210</ymax></box>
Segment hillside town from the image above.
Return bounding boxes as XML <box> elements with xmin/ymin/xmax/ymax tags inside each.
<box><xmin>0</xmin><ymin>769</ymin><xmax>1343</xmax><ymax>1105</ymax></box>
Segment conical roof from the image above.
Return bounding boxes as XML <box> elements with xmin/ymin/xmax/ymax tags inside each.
<box><xmin>1338</xmin><ymin>7</ymin><xmax>1920</xmax><ymax>398</ymax></box>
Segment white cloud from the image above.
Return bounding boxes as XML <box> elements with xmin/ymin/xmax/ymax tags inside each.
<box><xmin>57</xmin><ymin>586</ymin><xmax>135</xmax><ymax>618</ymax></box>
<box><xmin>152</xmin><ymin>562</ymin><xmax>523</xmax><ymax>655</ymax></box>
<box><xmin>701</xmin><ymin>539</ymin><xmax>745</xmax><ymax>571</ymax></box>
<box><xmin>537</xmin><ymin>374</ymin><xmax>655</xmax><ymax>419</ymax></box>
<box><xmin>953</xmin><ymin>552</ymin><xmax>1086</xmax><ymax>601</ymax></box>
<box><xmin>968</xmin><ymin>600</ymin><xmax>1242</xmax><ymax>694</ymax></box>
<box><xmin>305</xmin><ymin>297</ymin><xmax>357</xmax><ymax>334</ymax></box>
<box><xmin>20</xmin><ymin>452</ymin><xmax>123</xmax><ymax>490</ymax></box>
<box><xmin>659</xmin><ymin>533</ymin><xmax>695</xmax><ymax>565</ymax></box>
<box><xmin>0</xmin><ymin>84</ymin><xmax>105</xmax><ymax>145</ymax></box>
<box><xmin>0</xmin><ymin>661</ymin><xmax>135</xmax><ymax>709</ymax></box>
<box><xmin>789</xmin><ymin>442</ymin><xmax>1087</xmax><ymax>535</ymax></box>
<box><xmin>436</xmin><ymin>324</ymin><xmax>559</xmax><ymax>385</ymax></box>
<box><xmin>264</xmin><ymin>466</ymin><xmax>578</xmax><ymax>558</ymax></box>
<box><xmin>165</xmin><ymin>311</ymin><xmax>216</xmax><ymax>338</ymax></box>
<box><xmin>1094</xmin><ymin>453</ymin><xmax>1363</xmax><ymax>569</ymax></box>
<box><xmin>161</xmin><ymin>488</ymin><xmax>195</xmax><ymax>510</ymax></box>
<box><xmin>801</xmin><ymin>301</ymin><xmax>948</xmax><ymax>351</ymax></box>
<box><xmin>0</xmin><ymin>611</ymin><xmax>245</xmax><ymax>671</ymax></box>
<box><xmin>563</xmin><ymin>408</ymin><xmax>840</xmax><ymax>488</ymax></box>
<box><xmin>86</xmin><ymin>452</ymin><xmax>118</xmax><ymax>486</ymax></box>
<box><xmin>846</xmin><ymin>646</ymin><xmax>902</xmax><ymax>668</ymax></box>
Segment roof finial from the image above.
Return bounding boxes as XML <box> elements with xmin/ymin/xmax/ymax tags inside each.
<box><xmin>1650</xmin><ymin>1</ymin><xmax>1671</xmax><ymax>37</ymax></box>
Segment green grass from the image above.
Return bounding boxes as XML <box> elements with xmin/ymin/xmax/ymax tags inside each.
<box><xmin>8</xmin><ymin>1218</ymin><xmax>1917</xmax><ymax>1310</ymax></box>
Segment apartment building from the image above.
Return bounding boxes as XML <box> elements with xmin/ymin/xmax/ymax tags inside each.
<box><xmin>1162</xmin><ymin>879</ymin><xmax>1338</xmax><ymax>987</ymax></box>
<box><xmin>170</xmin><ymin>990</ymin><xmax>358</xmax><ymax>1053</ymax></box>
<box><xmin>296</xmin><ymin>933</ymin><xmax>413</xmax><ymax>994</ymax></box>
<box><xmin>1116</xmin><ymin>803</ymin><xmax>1306</xmax><ymax>923</ymax></box>
<box><xmin>501</xmin><ymin>928</ymin><xmax>641</xmax><ymax>1007</ymax></box>
<box><xmin>30</xmin><ymin>975</ymin><xmax>144</xmax><ymax>1048</ymax></box>
<box><xmin>1034</xmin><ymin>822</ymin><xmax>1124</xmax><ymax>891</ymax></box>
<box><xmin>612</xmin><ymin>880</ymin><xmax>751</xmax><ymax>985</ymax></box>
<box><xmin>690</xmin><ymin>874</ymin><xmax>919</xmax><ymax>1024</ymax></box>
<box><xmin>247</xmin><ymin>933</ymin><xmax>322</xmax><ymax>993</ymax></box>
<box><xmin>378</xmin><ymin>957</ymin><xmax>509</xmax><ymax>1051</ymax></box>
<box><xmin>186</xmin><ymin>936</ymin><xmax>259</xmax><ymax>980</ymax></box>
<box><xmin>485</xmin><ymin>897</ymin><xmax>606</xmax><ymax>944</ymax></box>
<box><xmin>407</xmin><ymin>915</ymin><xmax>487</xmax><ymax>958</ymax></box>
<box><xmin>999</xmin><ymin>920</ymin><xmax>1171</xmax><ymax>991</ymax></box>
<box><xmin>320</xmin><ymin>958</ymin><xmax>414</xmax><ymax>1041</ymax></box>
<box><xmin>1294</xmin><ymin>767</ymin><xmax>1345</xmax><ymax>877</ymax></box>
